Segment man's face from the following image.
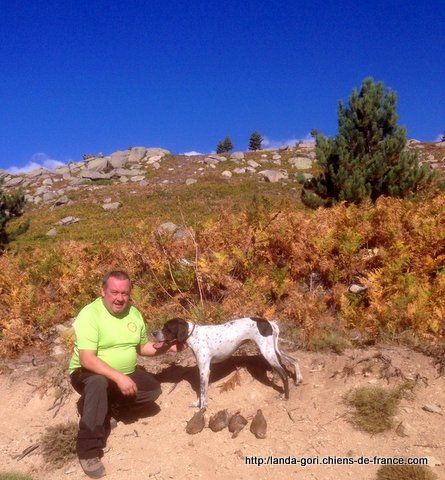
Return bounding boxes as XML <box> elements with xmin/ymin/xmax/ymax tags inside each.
<box><xmin>101</xmin><ymin>277</ymin><xmax>131</xmax><ymax>315</ymax></box>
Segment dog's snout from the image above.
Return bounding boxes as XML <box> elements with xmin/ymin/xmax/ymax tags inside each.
<box><xmin>152</xmin><ymin>330</ymin><xmax>165</xmax><ymax>342</ymax></box>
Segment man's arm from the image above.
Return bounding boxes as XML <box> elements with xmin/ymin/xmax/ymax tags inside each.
<box><xmin>137</xmin><ymin>341</ymin><xmax>182</xmax><ymax>356</ymax></box>
<box><xmin>79</xmin><ymin>350</ymin><xmax>137</xmax><ymax>396</ymax></box>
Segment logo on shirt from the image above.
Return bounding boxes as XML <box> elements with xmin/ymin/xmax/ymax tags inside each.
<box><xmin>127</xmin><ymin>322</ymin><xmax>137</xmax><ymax>333</ymax></box>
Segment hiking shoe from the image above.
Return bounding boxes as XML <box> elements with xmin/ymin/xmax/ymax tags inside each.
<box><xmin>79</xmin><ymin>457</ymin><xmax>106</xmax><ymax>478</ymax></box>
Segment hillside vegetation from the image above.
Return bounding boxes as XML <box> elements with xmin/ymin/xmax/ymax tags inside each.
<box><xmin>0</xmin><ymin>168</ymin><xmax>444</xmax><ymax>356</ymax></box>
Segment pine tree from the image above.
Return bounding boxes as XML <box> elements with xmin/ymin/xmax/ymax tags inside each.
<box><xmin>222</xmin><ymin>136</ymin><xmax>233</xmax><ymax>152</ymax></box>
<box><xmin>248</xmin><ymin>131</ymin><xmax>263</xmax><ymax>150</ymax></box>
<box><xmin>302</xmin><ymin>77</ymin><xmax>431</xmax><ymax>206</ymax></box>
<box><xmin>216</xmin><ymin>136</ymin><xmax>234</xmax><ymax>154</ymax></box>
<box><xmin>0</xmin><ymin>183</ymin><xmax>26</xmax><ymax>248</ymax></box>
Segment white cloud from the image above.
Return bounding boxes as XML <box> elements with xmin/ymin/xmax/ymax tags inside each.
<box><xmin>7</xmin><ymin>152</ymin><xmax>65</xmax><ymax>174</ymax></box>
<box><xmin>262</xmin><ymin>133</ymin><xmax>314</xmax><ymax>150</ymax></box>
<box><xmin>182</xmin><ymin>151</ymin><xmax>203</xmax><ymax>156</ymax></box>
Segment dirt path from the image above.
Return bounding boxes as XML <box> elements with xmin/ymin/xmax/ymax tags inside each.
<box><xmin>1</xmin><ymin>346</ymin><xmax>443</xmax><ymax>480</ymax></box>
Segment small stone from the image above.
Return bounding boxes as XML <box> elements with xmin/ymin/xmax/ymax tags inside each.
<box><xmin>54</xmin><ymin>195</ymin><xmax>70</xmax><ymax>206</ymax></box>
<box><xmin>395</xmin><ymin>421</ymin><xmax>414</xmax><ymax>437</ymax></box>
<box><xmin>230</xmin><ymin>152</ymin><xmax>244</xmax><ymax>161</ymax></box>
<box><xmin>422</xmin><ymin>404</ymin><xmax>442</xmax><ymax>415</ymax></box>
<box><xmin>130</xmin><ymin>175</ymin><xmax>145</xmax><ymax>182</ymax></box>
<box><xmin>56</xmin><ymin>216</ymin><xmax>80</xmax><ymax>226</ymax></box>
<box><xmin>46</xmin><ymin>228</ymin><xmax>58</xmax><ymax>236</ymax></box>
<box><xmin>147</xmin><ymin>155</ymin><xmax>163</xmax><ymax>164</ymax></box>
<box><xmin>43</xmin><ymin>192</ymin><xmax>55</xmax><ymax>202</ymax></box>
<box><xmin>4</xmin><ymin>177</ymin><xmax>24</xmax><ymax>187</ymax></box>
<box><xmin>186</xmin><ymin>178</ymin><xmax>197</xmax><ymax>186</ymax></box>
<box><xmin>247</xmin><ymin>160</ymin><xmax>260</xmax><ymax>168</ymax></box>
<box><xmin>258</xmin><ymin>169</ymin><xmax>288</xmax><ymax>183</ymax></box>
<box><xmin>221</xmin><ymin>171</ymin><xmax>232</xmax><ymax>178</ymax></box>
<box><xmin>204</xmin><ymin>157</ymin><xmax>219</xmax><ymax>166</ymax></box>
<box><xmin>158</xmin><ymin>222</ymin><xmax>178</xmax><ymax>234</ymax></box>
<box><xmin>349</xmin><ymin>284</ymin><xmax>367</xmax><ymax>294</ymax></box>
<box><xmin>102</xmin><ymin>202</ymin><xmax>121</xmax><ymax>210</ymax></box>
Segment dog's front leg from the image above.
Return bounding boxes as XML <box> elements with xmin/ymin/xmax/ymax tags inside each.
<box><xmin>196</xmin><ymin>360</ymin><xmax>210</xmax><ymax>409</ymax></box>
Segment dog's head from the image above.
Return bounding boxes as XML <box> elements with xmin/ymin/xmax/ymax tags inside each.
<box><xmin>152</xmin><ymin>318</ymin><xmax>190</xmax><ymax>348</ymax></box>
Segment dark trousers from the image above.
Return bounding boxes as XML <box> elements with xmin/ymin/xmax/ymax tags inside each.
<box><xmin>70</xmin><ymin>366</ymin><xmax>161</xmax><ymax>459</ymax></box>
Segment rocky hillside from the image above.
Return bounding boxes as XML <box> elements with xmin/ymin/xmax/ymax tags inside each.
<box><xmin>2</xmin><ymin>140</ymin><xmax>443</xmax><ymax>212</ymax></box>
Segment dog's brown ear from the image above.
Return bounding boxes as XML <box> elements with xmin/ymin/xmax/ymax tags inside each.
<box><xmin>172</xmin><ymin>318</ymin><xmax>189</xmax><ymax>342</ymax></box>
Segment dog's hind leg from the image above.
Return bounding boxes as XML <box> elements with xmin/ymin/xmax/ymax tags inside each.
<box><xmin>256</xmin><ymin>340</ymin><xmax>290</xmax><ymax>399</ymax></box>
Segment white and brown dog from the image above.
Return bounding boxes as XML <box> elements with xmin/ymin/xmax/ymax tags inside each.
<box><xmin>153</xmin><ymin>317</ymin><xmax>302</xmax><ymax>408</ymax></box>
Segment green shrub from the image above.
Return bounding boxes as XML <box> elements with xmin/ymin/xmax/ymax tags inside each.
<box><xmin>0</xmin><ymin>185</ymin><xmax>26</xmax><ymax>248</ymax></box>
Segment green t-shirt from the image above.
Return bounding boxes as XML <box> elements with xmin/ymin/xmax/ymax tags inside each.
<box><xmin>68</xmin><ymin>297</ymin><xmax>148</xmax><ymax>375</ymax></box>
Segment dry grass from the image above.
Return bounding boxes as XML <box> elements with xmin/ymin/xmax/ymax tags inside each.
<box><xmin>40</xmin><ymin>421</ymin><xmax>78</xmax><ymax>468</ymax></box>
<box><xmin>309</xmin><ymin>328</ymin><xmax>352</xmax><ymax>354</ymax></box>
<box><xmin>0</xmin><ymin>474</ymin><xmax>35</xmax><ymax>480</ymax></box>
<box><xmin>376</xmin><ymin>465</ymin><xmax>438</xmax><ymax>480</ymax></box>
<box><xmin>344</xmin><ymin>383</ymin><xmax>412</xmax><ymax>434</ymax></box>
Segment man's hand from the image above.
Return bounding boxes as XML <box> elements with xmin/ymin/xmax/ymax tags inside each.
<box><xmin>79</xmin><ymin>350</ymin><xmax>138</xmax><ymax>395</ymax></box>
<box><xmin>137</xmin><ymin>341</ymin><xmax>187</xmax><ymax>356</ymax></box>
<box><xmin>166</xmin><ymin>342</ymin><xmax>186</xmax><ymax>353</ymax></box>
<box><xmin>115</xmin><ymin>373</ymin><xmax>138</xmax><ymax>396</ymax></box>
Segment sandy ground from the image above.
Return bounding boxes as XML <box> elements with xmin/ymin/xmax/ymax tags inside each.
<box><xmin>0</xmin><ymin>344</ymin><xmax>444</xmax><ymax>480</ymax></box>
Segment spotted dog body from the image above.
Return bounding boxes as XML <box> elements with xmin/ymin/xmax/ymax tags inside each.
<box><xmin>154</xmin><ymin>317</ymin><xmax>302</xmax><ymax>408</ymax></box>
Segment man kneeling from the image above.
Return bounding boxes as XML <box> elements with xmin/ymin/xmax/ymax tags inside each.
<box><xmin>69</xmin><ymin>271</ymin><xmax>179</xmax><ymax>478</ymax></box>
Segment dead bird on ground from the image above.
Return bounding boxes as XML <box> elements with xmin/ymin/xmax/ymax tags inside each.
<box><xmin>186</xmin><ymin>408</ymin><xmax>206</xmax><ymax>434</ymax></box>
<box><xmin>250</xmin><ymin>409</ymin><xmax>267</xmax><ymax>439</ymax></box>
<box><xmin>228</xmin><ymin>411</ymin><xmax>248</xmax><ymax>438</ymax></box>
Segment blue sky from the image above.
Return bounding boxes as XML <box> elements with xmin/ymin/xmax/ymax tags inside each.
<box><xmin>1</xmin><ymin>0</ymin><xmax>444</xmax><ymax>172</ymax></box>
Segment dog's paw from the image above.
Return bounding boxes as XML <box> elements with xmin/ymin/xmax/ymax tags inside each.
<box><xmin>190</xmin><ymin>399</ymin><xmax>207</xmax><ymax>409</ymax></box>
